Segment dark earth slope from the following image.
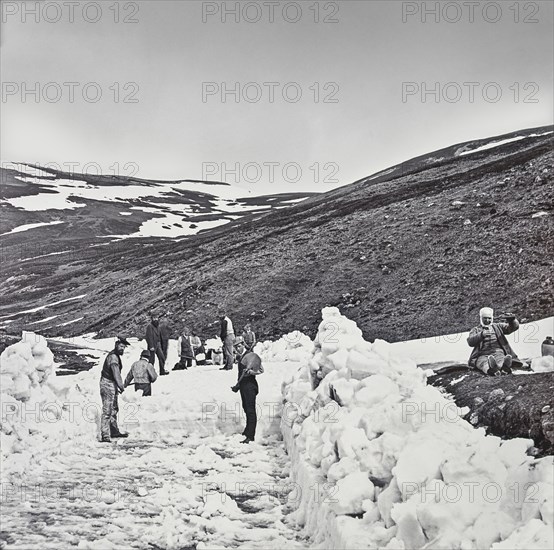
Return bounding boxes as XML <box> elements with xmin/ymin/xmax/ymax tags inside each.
<box><xmin>429</xmin><ymin>369</ymin><xmax>554</xmax><ymax>457</ymax></box>
<box><xmin>1</xmin><ymin>126</ymin><xmax>552</xmax><ymax>343</ymax></box>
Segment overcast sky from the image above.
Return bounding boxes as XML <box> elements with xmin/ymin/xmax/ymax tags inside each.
<box><xmin>1</xmin><ymin>0</ymin><xmax>553</xmax><ymax>194</ymax></box>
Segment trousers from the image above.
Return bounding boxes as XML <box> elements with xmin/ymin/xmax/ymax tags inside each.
<box><xmin>239</xmin><ymin>378</ymin><xmax>258</xmax><ymax>440</ymax></box>
<box><xmin>134</xmin><ymin>382</ymin><xmax>152</xmax><ymax>396</ymax></box>
<box><xmin>149</xmin><ymin>347</ymin><xmax>166</xmax><ymax>373</ymax></box>
<box><xmin>223</xmin><ymin>334</ymin><xmax>234</xmax><ymax>370</ymax></box>
<box><xmin>100</xmin><ymin>378</ymin><xmax>119</xmax><ymax>439</ymax></box>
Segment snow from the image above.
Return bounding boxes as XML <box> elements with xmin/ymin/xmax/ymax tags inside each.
<box><xmin>27</xmin><ymin>315</ymin><xmax>59</xmax><ymax>325</ymax></box>
<box><xmin>1</xmin><ymin>312</ymin><xmax>552</xmax><ymax>549</ymax></box>
<box><xmin>19</xmin><ymin>249</ymin><xmax>73</xmax><ymax>262</ymax></box>
<box><xmin>2</xmin><ymin>163</ymin><xmax>301</xmax><ymax>240</ymax></box>
<box><xmin>280</xmin><ymin>308</ymin><xmax>553</xmax><ymax>549</ymax></box>
<box><xmin>1</xmin><ymin>333</ymin><xmax>308</xmax><ymax>549</ymax></box>
<box><xmin>0</xmin><ymin>220</ymin><xmax>65</xmax><ymax>237</ymax></box>
<box><xmin>458</xmin><ymin>131</ymin><xmax>553</xmax><ymax>157</ymax></box>
<box><xmin>390</xmin><ymin>316</ymin><xmax>554</xmax><ymax>366</ymax></box>
<box><xmin>55</xmin><ymin>317</ymin><xmax>85</xmax><ymax>327</ymax></box>
<box><xmin>0</xmin><ymin>295</ymin><xmax>87</xmax><ymax>320</ymax></box>
<box><xmin>108</xmin><ymin>209</ymin><xmax>230</xmax><ymax>239</ymax></box>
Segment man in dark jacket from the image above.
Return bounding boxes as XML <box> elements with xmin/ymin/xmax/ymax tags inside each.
<box><xmin>159</xmin><ymin>315</ymin><xmax>172</xmax><ymax>361</ymax></box>
<box><xmin>218</xmin><ymin>309</ymin><xmax>235</xmax><ymax>371</ymax></box>
<box><xmin>100</xmin><ymin>336</ymin><xmax>130</xmax><ymax>442</ymax></box>
<box><xmin>231</xmin><ymin>339</ymin><xmax>263</xmax><ymax>444</ymax></box>
<box><xmin>145</xmin><ymin>313</ymin><xmax>167</xmax><ymax>375</ymax></box>
<box><xmin>467</xmin><ymin>307</ymin><xmax>520</xmax><ymax>375</ymax></box>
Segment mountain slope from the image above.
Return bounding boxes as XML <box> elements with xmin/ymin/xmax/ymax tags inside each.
<box><xmin>1</xmin><ymin>125</ymin><xmax>552</xmax><ymax>343</ymax></box>
<box><xmin>0</xmin><ymin>162</ymin><xmax>316</xmax><ymax>242</ymax></box>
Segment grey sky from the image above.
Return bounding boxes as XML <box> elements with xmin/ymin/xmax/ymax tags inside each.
<box><xmin>1</xmin><ymin>0</ymin><xmax>553</xmax><ymax>194</ymax></box>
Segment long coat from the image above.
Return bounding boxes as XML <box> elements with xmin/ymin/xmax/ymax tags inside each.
<box><xmin>467</xmin><ymin>320</ymin><xmax>519</xmax><ymax>367</ymax></box>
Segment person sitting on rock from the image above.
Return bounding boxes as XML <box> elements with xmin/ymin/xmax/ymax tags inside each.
<box><xmin>467</xmin><ymin>307</ymin><xmax>520</xmax><ymax>375</ymax></box>
<box><xmin>124</xmin><ymin>350</ymin><xmax>158</xmax><ymax>396</ymax></box>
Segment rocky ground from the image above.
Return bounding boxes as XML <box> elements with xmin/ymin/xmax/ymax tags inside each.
<box><xmin>0</xmin><ymin>126</ymin><xmax>552</xmax><ymax>346</ymax></box>
<box><xmin>429</xmin><ymin>368</ymin><xmax>554</xmax><ymax>457</ymax></box>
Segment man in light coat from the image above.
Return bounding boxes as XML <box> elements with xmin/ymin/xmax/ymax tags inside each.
<box><xmin>467</xmin><ymin>307</ymin><xmax>520</xmax><ymax>375</ymax></box>
<box><xmin>218</xmin><ymin>309</ymin><xmax>235</xmax><ymax>371</ymax></box>
<box><xmin>125</xmin><ymin>350</ymin><xmax>158</xmax><ymax>396</ymax></box>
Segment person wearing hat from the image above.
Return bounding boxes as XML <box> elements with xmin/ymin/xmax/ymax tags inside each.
<box><xmin>467</xmin><ymin>307</ymin><xmax>520</xmax><ymax>375</ymax></box>
<box><xmin>99</xmin><ymin>336</ymin><xmax>130</xmax><ymax>442</ymax></box>
<box><xmin>159</xmin><ymin>314</ymin><xmax>172</xmax><ymax>363</ymax></box>
<box><xmin>231</xmin><ymin>337</ymin><xmax>264</xmax><ymax>444</ymax></box>
<box><xmin>218</xmin><ymin>309</ymin><xmax>235</xmax><ymax>371</ymax></box>
<box><xmin>176</xmin><ymin>327</ymin><xmax>194</xmax><ymax>370</ymax></box>
<box><xmin>242</xmin><ymin>324</ymin><xmax>256</xmax><ymax>352</ymax></box>
<box><xmin>124</xmin><ymin>350</ymin><xmax>159</xmax><ymax>396</ymax></box>
<box><xmin>145</xmin><ymin>313</ymin><xmax>168</xmax><ymax>376</ymax></box>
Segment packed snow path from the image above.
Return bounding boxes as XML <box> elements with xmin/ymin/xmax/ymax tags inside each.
<box><xmin>1</xmin><ymin>360</ymin><xmax>310</xmax><ymax>550</ymax></box>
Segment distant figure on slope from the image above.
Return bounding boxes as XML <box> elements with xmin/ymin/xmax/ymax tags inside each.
<box><xmin>145</xmin><ymin>313</ymin><xmax>168</xmax><ymax>376</ymax></box>
<box><xmin>125</xmin><ymin>350</ymin><xmax>158</xmax><ymax>396</ymax></box>
<box><xmin>467</xmin><ymin>307</ymin><xmax>520</xmax><ymax>375</ymax></box>
<box><xmin>231</xmin><ymin>338</ymin><xmax>264</xmax><ymax>444</ymax></box>
<box><xmin>99</xmin><ymin>336</ymin><xmax>130</xmax><ymax>442</ymax></box>
<box><xmin>218</xmin><ymin>309</ymin><xmax>235</xmax><ymax>371</ymax></box>
<box><xmin>159</xmin><ymin>314</ymin><xmax>172</xmax><ymax>363</ymax></box>
<box><xmin>242</xmin><ymin>324</ymin><xmax>256</xmax><ymax>352</ymax></box>
<box><xmin>176</xmin><ymin>327</ymin><xmax>194</xmax><ymax>370</ymax></box>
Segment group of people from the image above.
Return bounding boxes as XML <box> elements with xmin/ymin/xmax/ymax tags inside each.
<box><xmin>99</xmin><ymin>309</ymin><xmax>262</xmax><ymax>444</ymax></box>
<box><xmin>99</xmin><ymin>305</ymin><xmax>522</xmax><ymax>444</ymax></box>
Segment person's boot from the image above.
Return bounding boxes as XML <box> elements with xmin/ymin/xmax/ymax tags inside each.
<box><xmin>100</xmin><ymin>437</ymin><xmax>112</xmax><ymax>443</ymax></box>
<box><xmin>487</xmin><ymin>356</ymin><xmax>500</xmax><ymax>376</ymax></box>
<box><xmin>501</xmin><ymin>355</ymin><xmax>513</xmax><ymax>374</ymax></box>
<box><xmin>111</xmin><ymin>431</ymin><xmax>129</xmax><ymax>438</ymax></box>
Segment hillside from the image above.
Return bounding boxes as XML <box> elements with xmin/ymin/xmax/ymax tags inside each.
<box><xmin>0</xmin><ymin>125</ymin><xmax>552</xmax><ymax>343</ymax></box>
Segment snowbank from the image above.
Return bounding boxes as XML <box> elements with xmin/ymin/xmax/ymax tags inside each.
<box><xmin>257</xmin><ymin>330</ymin><xmax>313</xmax><ymax>363</ymax></box>
<box><xmin>0</xmin><ymin>332</ymin><xmax>99</xmax><ymax>480</ymax></box>
<box><xmin>280</xmin><ymin>308</ymin><xmax>553</xmax><ymax>550</ymax></box>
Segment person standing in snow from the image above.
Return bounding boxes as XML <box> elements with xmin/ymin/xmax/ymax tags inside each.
<box><xmin>99</xmin><ymin>336</ymin><xmax>130</xmax><ymax>442</ymax></box>
<box><xmin>218</xmin><ymin>309</ymin><xmax>235</xmax><ymax>371</ymax></box>
<box><xmin>231</xmin><ymin>338</ymin><xmax>263</xmax><ymax>444</ymax></box>
<box><xmin>145</xmin><ymin>313</ymin><xmax>168</xmax><ymax>376</ymax></box>
<box><xmin>124</xmin><ymin>350</ymin><xmax>158</xmax><ymax>396</ymax></box>
<box><xmin>242</xmin><ymin>324</ymin><xmax>256</xmax><ymax>352</ymax></box>
<box><xmin>190</xmin><ymin>331</ymin><xmax>205</xmax><ymax>364</ymax></box>
<box><xmin>467</xmin><ymin>307</ymin><xmax>520</xmax><ymax>375</ymax></box>
<box><xmin>176</xmin><ymin>327</ymin><xmax>194</xmax><ymax>369</ymax></box>
<box><xmin>159</xmin><ymin>315</ymin><xmax>172</xmax><ymax>363</ymax></box>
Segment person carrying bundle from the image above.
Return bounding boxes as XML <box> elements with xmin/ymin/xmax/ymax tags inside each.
<box><xmin>124</xmin><ymin>350</ymin><xmax>158</xmax><ymax>396</ymax></box>
<box><xmin>231</xmin><ymin>337</ymin><xmax>264</xmax><ymax>444</ymax></box>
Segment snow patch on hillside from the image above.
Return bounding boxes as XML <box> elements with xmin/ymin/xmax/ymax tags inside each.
<box><xmin>0</xmin><ymin>220</ymin><xmax>65</xmax><ymax>237</ymax></box>
<box><xmin>458</xmin><ymin>131</ymin><xmax>553</xmax><ymax>157</ymax></box>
